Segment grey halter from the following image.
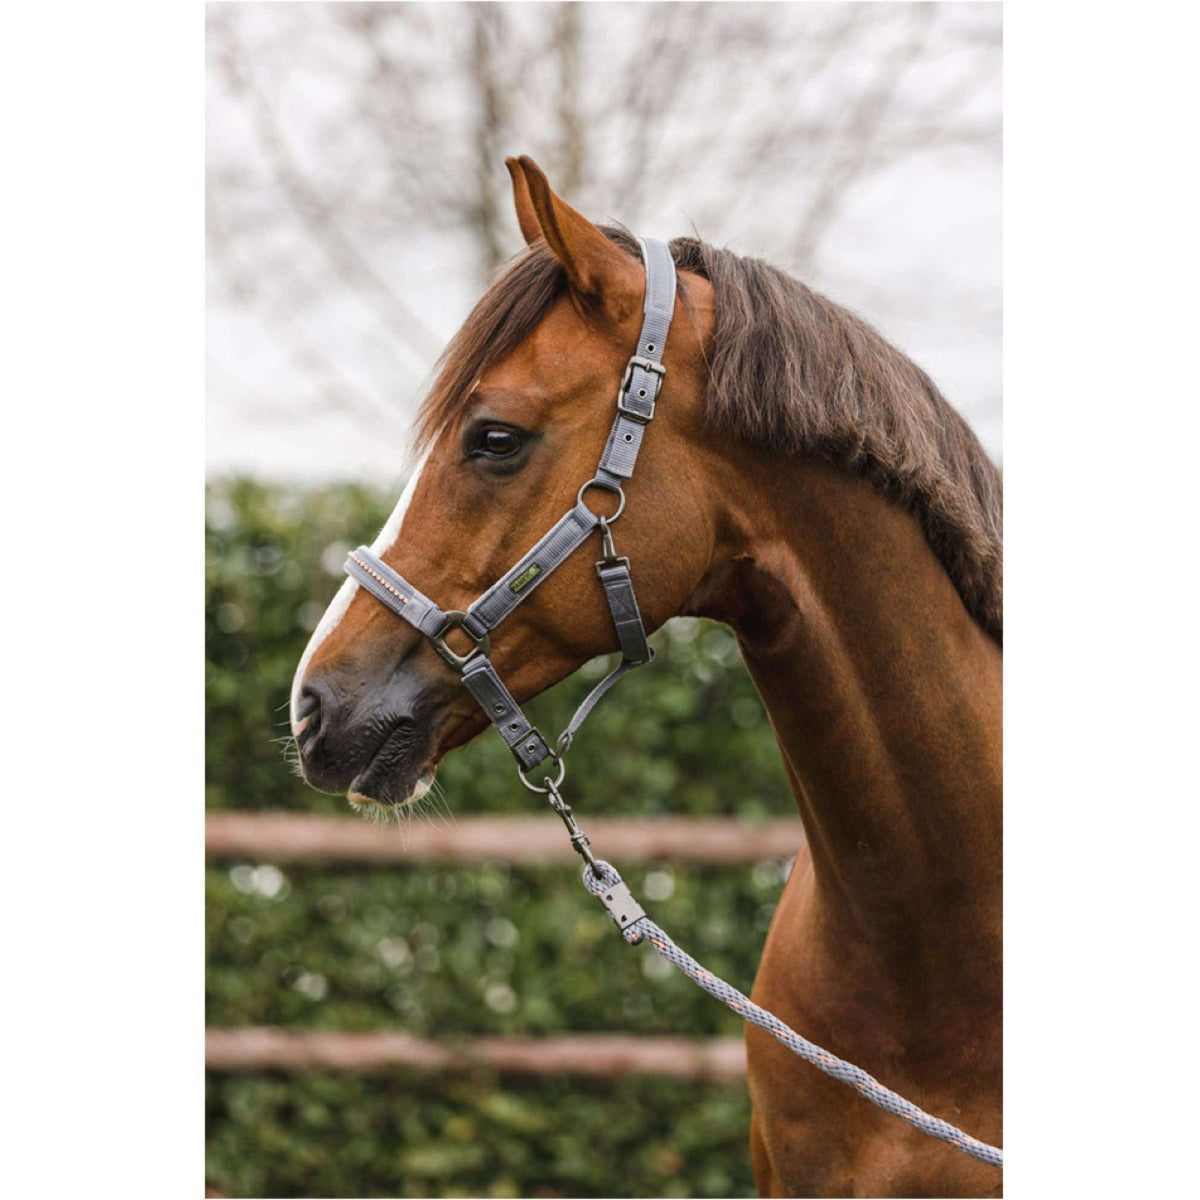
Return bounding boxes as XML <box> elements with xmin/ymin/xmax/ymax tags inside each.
<box><xmin>344</xmin><ymin>237</ymin><xmax>677</xmax><ymax>778</ymax></box>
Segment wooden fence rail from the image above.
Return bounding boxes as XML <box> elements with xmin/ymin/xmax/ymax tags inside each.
<box><xmin>206</xmin><ymin>812</ymin><xmax>802</xmax><ymax>864</ymax></box>
<box><xmin>207</xmin><ymin>815</ymin><xmax>790</xmax><ymax>1080</ymax></box>
<box><xmin>206</xmin><ymin>1028</ymin><xmax>747</xmax><ymax>1078</ymax></box>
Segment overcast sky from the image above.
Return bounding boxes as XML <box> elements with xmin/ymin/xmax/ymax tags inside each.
<box><xmin>207</xmin><ymin>2</ymin><xmax>1001</xmax><ymax>484</ymax></box>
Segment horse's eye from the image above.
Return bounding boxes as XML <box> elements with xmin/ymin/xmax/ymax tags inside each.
<box><xmin>463</xmin><ymin>420</ymin><xmax>533</xmax><ymax>471</ymax></box>
<box><xmin>479</xmin><ymin>428</ymin><xmax>522</xmax><ymax>458</ymax></box>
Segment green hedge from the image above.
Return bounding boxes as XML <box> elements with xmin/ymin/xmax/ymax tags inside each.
<box><xmin>207</xmin><ymin>1072</ymin><xmax>755</xmax><ymax>1199</ymax></box>
<box><xmin>207</xmin><ymin>861</ymin><xmax>790</xmax><ymax>1036</ymax></box>
<box><xmin>206</xmin><ymin>479</ymin><xmax>794</xmax><ymax>1198</ymax></box>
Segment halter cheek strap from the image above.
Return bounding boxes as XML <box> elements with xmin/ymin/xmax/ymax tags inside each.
<box><xmin>344</xmin><ymin>237</ymin><xmax>677</xmax><ymax>771</ymax></box>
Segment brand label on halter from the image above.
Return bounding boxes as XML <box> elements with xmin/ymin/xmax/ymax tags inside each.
<box><xmin>509</xmin><ymin>564</ymin><xmax>542</xmax><ymax>593</ymax></box>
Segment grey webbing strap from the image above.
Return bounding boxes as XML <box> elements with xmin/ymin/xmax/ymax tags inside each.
<box><xmin>549</xmin><ymin>552</ymin><xmax>653</xmax><ymax>756</ymax></box>
<box><xmin>596</xmin><ymin>559</ymin><xmax>651</xmax><ymax>664</ymax></box>
<box><xmin>596</xmin><ymin>237</ymin><xmax>676</xmax><ymax>487</ymax></box>
<box><xmin>468</xmin><ymin>500</ymin><xmax>600</xmax><ymax>633</ymax></box>
<box><xmin>461</xmin><ymin>657</ymin><xmax>551</xmax><ymax>769</ymax></box>
<box><xmin>346</xmin><ymin>546</ymin><xmax>551</xmax><ymax>768</ymax></box>
<box><xmin>346</xmin><ymin>547</ymin><xmax>447</xmax><ymax>639</ymax></box>
<box><xmin>556</xmin><ymin>652</ymin><xmax>652</xmax><ymax>755</ymax></box>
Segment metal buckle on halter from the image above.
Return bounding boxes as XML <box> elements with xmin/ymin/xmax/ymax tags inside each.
<box><xmin>615</xmin><ymin>355</ymin><xmax>666</xmax><ymax>422</ymax></box>
<box><xmin>430</xmin><ymin>610</ymin><xmax>491</xmax><ymax>671</ymax></box>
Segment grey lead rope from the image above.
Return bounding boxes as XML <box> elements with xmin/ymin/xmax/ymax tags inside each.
<box><xmin>578</xmin><ymin>860</ymin><xmax>1004</xmax><ymax>1169</ymax></box>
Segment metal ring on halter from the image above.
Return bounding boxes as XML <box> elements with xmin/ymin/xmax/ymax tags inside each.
<box><xmin>516</xmin><ymin>752</ymin><xmax>567</xmax><ymax>794</ymax></box>
<box><xmin>577</xmin><ymin>479</ymin><xmax>626</xmax><ymax>523</ymax></box>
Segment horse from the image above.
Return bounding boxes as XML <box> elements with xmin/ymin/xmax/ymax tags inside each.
<box><xmin>290</xmin><ymin>155</ymin><xmax>1002</xmax><ymax>1198</ymax></box>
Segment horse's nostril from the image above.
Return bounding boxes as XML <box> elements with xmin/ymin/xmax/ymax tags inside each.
<box><xmin>295</xmin><ymin>687</ymin><xmax>323</xmax><ymax>747</ymax></box>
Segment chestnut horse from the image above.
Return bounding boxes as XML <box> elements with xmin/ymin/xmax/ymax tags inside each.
<box><xmin>291</xmin><ymin>157</ymin><xmax>1002</xmax><ymax>1197</ymax></box>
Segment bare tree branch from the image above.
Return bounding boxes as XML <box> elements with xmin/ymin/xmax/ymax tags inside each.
<box><xmin>210</xmin><ymin>13</ymin><xmax>442</xmax><ymax>363</ymax></box>
<box><xmin>788</xmin><ymin>3</ymin><xmax>938</xmax><ymax>272</ymax></box>
<box><xmin>206</xmin><ymin>2</ymin><xmax>1001</xmax><ymax>472</ymax></box>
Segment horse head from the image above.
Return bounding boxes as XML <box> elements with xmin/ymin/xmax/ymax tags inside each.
<box><xmin>290</xmin><ymin>157</ymin><xmax>718</xmax><ymax>811</ymax></box>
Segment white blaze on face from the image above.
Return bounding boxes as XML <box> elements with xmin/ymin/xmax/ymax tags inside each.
<box><xmin>289</xmin><ymin>450</ymin><xmax>430</xmax><ymax>733</ymax></box>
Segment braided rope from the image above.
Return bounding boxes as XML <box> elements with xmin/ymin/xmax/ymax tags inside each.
<box><xmin>581</xmin><ymin>861</ymin><xmax>1003</xmax><ymax>1169</ymax></box>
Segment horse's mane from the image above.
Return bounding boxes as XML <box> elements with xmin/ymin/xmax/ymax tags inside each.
<box><xmin>417</xmin><ymin>229</ymin><xmax>1002</xmax><ymax>642</ymax></box>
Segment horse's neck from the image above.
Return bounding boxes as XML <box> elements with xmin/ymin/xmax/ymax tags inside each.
<box><xmin>691</xmin><ymin>459</ymin><xmax>1002</xmax><ymax>983</ymax></box>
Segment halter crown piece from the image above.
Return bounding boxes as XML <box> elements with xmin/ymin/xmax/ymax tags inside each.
<box><xmin>340</xmin><ymin>237</ymin><xmax>1004</xmax><ymax>1169</ymax></box>
<box><xmin>345</xmin><ymin>236</ymin><xmax>676</xmax><ymax>784</ymax></box>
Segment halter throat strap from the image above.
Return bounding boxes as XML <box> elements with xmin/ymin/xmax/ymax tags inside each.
<box><xmin>344</xmin><ymin>236</ymin><xmax>676</xmax><ymax>770</ymax></box>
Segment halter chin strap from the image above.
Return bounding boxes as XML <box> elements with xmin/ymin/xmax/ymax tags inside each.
<box><xmin>345</xmin><ymin>237</ymin><xmax>677</xmax><ymax>771</ymax></box>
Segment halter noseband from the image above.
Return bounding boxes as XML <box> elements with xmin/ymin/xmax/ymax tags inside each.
<box><xmin>344</xmin><ymin>237</ymin><xmax>677</xmax><ymax>777</ymax></box>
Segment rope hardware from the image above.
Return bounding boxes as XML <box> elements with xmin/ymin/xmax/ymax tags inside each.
<box><xmin>342</xmin><ymin>236</ymin><xmax>1003</xmax><ymax>1170</ymax></box>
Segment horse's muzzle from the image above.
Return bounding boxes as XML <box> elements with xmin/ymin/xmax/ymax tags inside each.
<box><xmin>293</xmin><ymin>665</ymin><xmax>450</xmax><ymax>806</ymax></box>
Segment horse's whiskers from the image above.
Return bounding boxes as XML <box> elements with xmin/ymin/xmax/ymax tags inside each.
<box><xmin>275</xmin><ymin>734</ymin><xmax>305</xmax><ymax>778</ymax></box>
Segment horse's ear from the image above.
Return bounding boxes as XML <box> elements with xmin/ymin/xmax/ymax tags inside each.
<box><xmin>505</xmin><ymin>157</ymin><xmax>542</xmax><ymax>247</ymax></box>
<box><xmin>508</xmin><ymin>155</ymin><xmax>642</xmax><ymax>310</ymax></box>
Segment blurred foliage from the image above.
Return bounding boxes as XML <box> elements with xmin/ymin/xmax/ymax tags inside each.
<box><xmin>207</xmin><ymin>1071</ymin><xmax>755</xmax><ymax>1199</ymax></box>
<box><xmin>207</xmin><ymin>860</ymin><xmax>792</xmax><ymax>1036</ymax></box>
<box><xmin>206</xmin><ymin>479</ymin><xmax>795</xmax><ymax>1198</ymax></box>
